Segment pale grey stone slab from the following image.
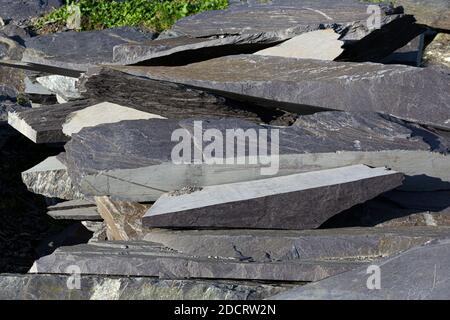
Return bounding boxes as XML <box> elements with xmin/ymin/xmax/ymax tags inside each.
<box><xmin>143</xmin><ymin>226</ymin><xmax>450</xmax><ymax>263</ymax></box>
<box><xmin>143</xmin><ymin>165</ymin><xmax>403</xmax><ymax>230</ymax></box>
<box><xmin>63</xmin><ymin>112</ymin><xmax>450</xmax><ymax>202</ymax></box>
<box><xmin>47</xmin><ymin>207</ymin><xmax>101</xmax><ymax>221</ymax></box>
<box><xmin>270</xmin><ymin>239</ymin><xmax>450</xmax><ymax>300</ymax></box>
<box><xmin>0</xmin><ymin>274</ymin><xmax>288</xmax><ymax>300</ymax></box>
<box><xmin>29</xmin><ymin>241</ymin><xmax>365</xmax><ymax>282</ymax></box>
<box><xmin>114</xmin><ymin>55</ymin><xmax>450</xmax><ymax>129</ymax></box>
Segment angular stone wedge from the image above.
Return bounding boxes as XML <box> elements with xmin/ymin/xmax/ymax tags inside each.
<box><xmin>0</xmin><ymin>274</ymin><xmax>288</xmax><ymax>300</ymax></box>
<box><xmin>22</xmin><ymin>27</ymin><xmax>157</xmax><ymax>71</ymax></box>
<box><xmin>29</xmin><ymin>241</ymin><xmax>365</xmax><ymax>282</ymax></box>
<box><xmin>114</xmin><ymin>55</ymin><xmax>450</xmax><ymax>129</ymax></box>
<box><xmin>270</xmin><ymin>239</ymin><xmax>450</xmax><ymax>300</ymax></box>
<box><xmin>143</xmin><ymin>165</ymin><xmax>403</xmax><ymax>230</ymax></box>
<box><xmin>62</xmin><ymin>112</ymin><xmax>450</xmax><ymax>202</ymax></box>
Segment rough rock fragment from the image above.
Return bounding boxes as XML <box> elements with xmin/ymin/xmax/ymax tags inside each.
<box><xmin>47</xmin><ymin>199</ymin><xmax>101</xmax><ymax>221</ymax></box>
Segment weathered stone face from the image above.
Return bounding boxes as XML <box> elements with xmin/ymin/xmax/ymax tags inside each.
<box><xmin>0</xmin><ymin>0</ymin><xmax>63</xmax><ymax>23</ymax></box>
<box><xmin>22</xmin><ymin>27</ymin><xmax>157</xmax><ymax>71</ymax></box>
<box><xmin>143</xmin><ymin>165</ymin><xmax>403</xmax><ymax>230</ymax></box>
<box><xmin>114</xmin><ymin>55</ymin><xmax>450</xmax><ymax>130</ymax></box>
<box><xmin>424</xmin><ymin>33</ymin><xmax>450</xmax><ymax>68</ymax></box>
<box><xmin>270</xmin><ymin>239</ymin><xmax>450</xmax><ymax>300</ymax></box>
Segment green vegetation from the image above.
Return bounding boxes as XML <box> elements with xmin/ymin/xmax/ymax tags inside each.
<box><xmin>34</xmin><ymin>0</ymin><xmax>228</xmax><ymax>33</ymax></box>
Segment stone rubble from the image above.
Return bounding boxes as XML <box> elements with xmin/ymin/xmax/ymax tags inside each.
<box><xmin>0</xmin><ymin>0</ymin><xmax>449</xmax><ymax>300</ymax></box>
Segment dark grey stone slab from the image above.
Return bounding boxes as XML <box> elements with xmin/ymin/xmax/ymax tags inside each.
<box><xmin>114</xmin><ymin>55</ymin><xmax>450</xmax><ymax>129</ymax></box>
<box><xmin>0</xmin><ymin>274</ymin><xmax>288</xmax><ymax>300</ymax></box>
<box><xmin>395</xmin><ymin>0</ymin><xmax>450</xmax><ymax>30</ymax></box>
<box><xmin>63</xmin><ymin>112</ymin><xmax>450</xmax><ymax>201</ymax></box>
<box><xmin>114</xmin><ymin>15</ymin><xmax>422</xmax><ymax>65</ymax></box>
<box><xmin>0</xmin><ymin>0</ymin><xmax>63</xmax><ymax>23</ymax></box>
<box><xmin>22</xmin><ymin>27</ymin><xmax>157</xmax><ymax>71</ymax></box>
<box><xmin>143</xmin><ymin>165</ymin><xmax>403</xmax><ymax>230</ymax></box>
<box><xmin>7</xmin><ymin>99</ymin><xmax>95</xmax><ymax>143</ymax></box>
<box><xmin>382</xmin><ymin>33</ymin><xmax>425</xmax><ymax>66</ymax></box>
<box><xmin>270</xmin><ymin>239</ymin><xmax>450</xmax><ymax>300</ymax></box>
<box><xmin>80</xmin><ymin>68</ymin><xmax>296</xmax><ymax>126</ymax></box>
<box><xmin>29</xmin><ymin>241</ymin><xmax>365</xmax><ymax>282</ymax></box>
<box><xmin>143</xmin><ymin>226</ymin><xmax>450</xmax><ymax>263</ymax></box>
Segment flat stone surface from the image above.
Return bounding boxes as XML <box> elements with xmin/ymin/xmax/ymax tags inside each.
<box><xmin>0</xmin><ymin>274</ymin><xmax>288</xmax><ymax>300</ymax></box>
<box><xmin>254</xmin><ymin>29</ymin><xmax>344</xmax><ymax>60</ymax></box>
<box><xmin>22</xmin><ymin>27</ymin><xmax>157</xmax><ymax>71</ymax></box>
<box><xmin>36</xmin><ymin>75</ymin><xmax>82</xmax><ymax>101</ymax></box>
<box><xmin>47</xmin><ymin>207</ymin><xmax>101</xmax><ymax>221</ymax></box>
<box><xmin>143</xmin><ymin>226</ymin><xmax>450</xmax><ymax>263</ymax></box>
<box><xmin>80</xmin><ymin>68</ymin><xmax>295</xmax><ymax>126</ymax></box>
<box><xmin>63</xmin><ymin>112</ymin><xmax>450</xmax><ymax>201</ymax></box>
<box><xmin>22</xmin><ymin>155</ymin><xmax>84</xmax><ymax>200</ymax></box>
<box><xmin>0</xmin><ymin>0</ymin><xmax>63</xmax><ymax>22</ymax></box>
<box><xmin>143</xmin><ymin>165</ymin><xmax>403</xmax><ymax>230</ymax></box>
<box><xmin>7</xmin><ymin>99</ymin><xmax>94</xmax><ymax>143</ymax></box>
<box><xmin>395</xmin><ymin>0</ymin><xmax>450</xmax><ymax>30</ymax></box>
<box><xmin>115</xmin><ymin>55</ymin><xmax>450</xmax><ymax>129</ymax></box>
<box><xmin>95</xmin><ymin>196</ymin><xmax>151</xmax><ymax>241</ymax></box>
<box><xmin>270</xmin><ymin>239</ymin><xmax>450</xmax><ymax>300</ymax></box>
<box><xmin>47</xmin><ymin>199</ymin><xmax>95</xmax><ymax>211</ymax></box>
<box><xmin>29</xmin><ymin>240</ymin><xmax>365</xmax><ymax>282</ymax></box>
<box><xmin>62</xmin><ymin>102</ymin><xmax>165</xmax><ymax>137</ymax></box>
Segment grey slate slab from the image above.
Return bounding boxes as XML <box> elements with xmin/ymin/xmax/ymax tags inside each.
<box><xmin>22</xmin><ymin>27</ymin><xmax>157</xmax><ymax>71</ymax></box>
<box><xmin>270</xmin><ymin>239</ymin><xmax>450</xmax><ymax>300</ymax></box>
<box><xmin>114</xmin><ymin>55</ymin><xmax>450</xmax><ymax>130</ymax></box>
<box><xmin>0</xmin><ymin>274</ymin><xmax>289</xmax><ymax>300</ymax></box>
<box><xmin>142</xmin><ymin>165</ymin><xmax>403</xmax><ymax>230</ymax></box>
<box><xmin>29</xmin><ymin>241</ymin><xmax>365</xmax><ymax>282</ymax></box>
<box><xmin>47</xmin><ymin>205</ymin><xmax>101</xmax><ymax>221</ymax></box>
<box><xmin>142</xmin><ymin>226</ymin><xmax>450</xmax><ymax>263</ymax></box>
<box><xmin>0</xmin><ymin>0</ymin><xmax>63</xmax><ymax>23</ymax></box>
<box><xmin>63</xmin><ymin>112</ymin><xmax>450</xmax><ymax>201</ymax></box>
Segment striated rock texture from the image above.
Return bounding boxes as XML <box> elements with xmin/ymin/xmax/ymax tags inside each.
<box><xmin>62</xmin><ymin>112</ymin><xmax>450</xmax><ymax>201</ymax></box>
<box><xmin>21</xmin><ymin>155</ymin><xmax>85</xmax><ymax>200</ymax></box>
<box><xmin>95</xmin><ymin>196</ymin><xmax>150</xmax><ymax>241</ymax></box>
<box><xmin>395</xmin><ymin>0</ymin><xmax>450</xmax><ymax>30</ymax></box>
<box><xmin>270</xmin><ymin>239</ymin><xmax>450</xmax><ymax>300</ymax></box>
<box><xmin>80</xmin><ymin>68</ymin><xmax>296</xmax><ymax>126</ymax></box>
<box><xmin>143</xmin><ymin>165</ymin><xmax>403</xmax><ymax>230</ymax></box>
<box><xmin>22</xmin><ymin>27</ymin><xmax>157</xmax><ymax>71</ymax></box>
<box><xmin>0</xmin><ymin>274</ymin><xmax>288</xmax><ymax>300</ymax></box>
<box><xmin>29</xmin><ymin>241</ymin><xmax>365</xmax><ymax>282</ymax></box>
<box><xmin>115</xmin><ymin>55</ymin><xmax>450</xmax><ymax>130</ymax></box>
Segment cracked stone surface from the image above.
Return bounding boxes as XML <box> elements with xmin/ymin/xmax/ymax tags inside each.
<box><xmin>29</xmin><ymin>240</ymin><xmax>366</xmax><ymax>282</ymax></box>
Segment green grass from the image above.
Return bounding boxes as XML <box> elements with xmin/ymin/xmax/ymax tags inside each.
<box><xmin>34</xmin><ymin>0</ymin><xmax>229</xmax><ymax>33</ymax></box>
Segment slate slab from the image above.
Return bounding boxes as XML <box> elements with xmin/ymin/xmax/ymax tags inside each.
<box><xmin>29</xmin><ymin>241</ymin><xmax>365</xmax><ymax>282</ymax></box>
<box><xmin>63</xmin><ymin>112</ymin><xmax>450</xmax><ymax>201</ymax></box>
<box><xmin>270</xmin><ymin>239</ymin><xmax>450</xmax><ymax>300</ymax></box>
<box><xmin>142</xmin><ymin>165</ymin><xmax>403</xmax><ymax>230</ymax></box>
<box><xmin>143</xmin><ymin>226</ymin><xmax>450</xmax><ymax>263</ymax></box>
<box><xmin>0</xmin><ymin>0</ymin><xmax>63</xmax><ymax>23</ymax></box>
<box><xmin>22</xmin><ymin>27</ymin><xmax>157</xmax><ymax>71</ymax></box>
<box><xmin>114</xmin><ymin>54</ymin><xmax>450</xmax><ymax>129</ymax></box>
<box><xmin>0</xmin><ymin>274</ymin><xmax>288</xmax><ymax>300</ymax></box>
<box><xmin>47</xmin><ymin>199</ymin><xmax>101</xmax><ymax>221</ymax></box>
